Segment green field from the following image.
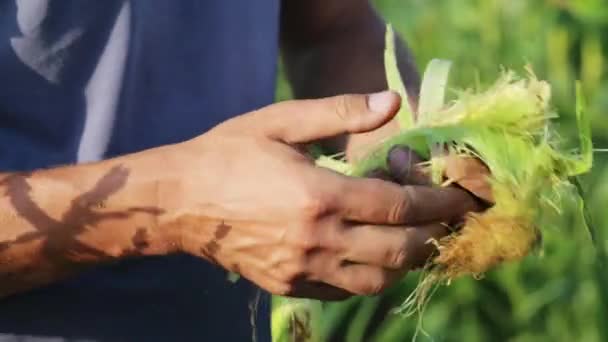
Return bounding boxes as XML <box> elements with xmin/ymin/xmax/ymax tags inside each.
<box><xmin>276</xmin><ymin>1</ymin><xmax>608</xmax><ymax>341</ymax></box>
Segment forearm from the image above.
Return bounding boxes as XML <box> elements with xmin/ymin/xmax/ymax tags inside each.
<box><xmin>0</xmin><ymin>146</ymin><xmax>177</xmax><ymax>298</ymax></box>
<box><xmin>281</xmin><ymin>1</ymin><xmax>420</xmax><ymax>159</ymax></box>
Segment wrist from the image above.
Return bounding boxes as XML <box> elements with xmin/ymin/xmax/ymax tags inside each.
<box><xmin>149</xmin><ymin>136</ymin><xmax>225</xmax><ymax>258</ymax></box>
<box><xmin>63</xmin><ymin>145</ymin><xmax>184</xmax><ymax>259</ymax></box>
<box><xmin>129</xmin><ymin>144</ymin><xmax>186</xmax><ymax>255</ymax></box>
<box><xmin>142</xmin><ymin>140</ymin><xmax>212</xmax><ymax>255</ymax></box>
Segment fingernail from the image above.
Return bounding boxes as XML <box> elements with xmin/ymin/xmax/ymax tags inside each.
<box><xmin>388</xmin><ymin>145</ymin><xmax>415</xmax><ymax>174</ymax></box>
<box><xmin>388</xmin><ymin>145</ymin><xmax>429</xmax><ymax>185</ymax></box>
<box><xmin>367</xmin><ymin>91</ymin><xmax>398</xmax><ymax>113</ymax></box>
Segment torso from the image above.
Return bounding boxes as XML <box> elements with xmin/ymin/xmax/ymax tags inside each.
<box><xmin>0</xmin><ymin>1</ymin><xmax>280</xmax><ymax>340</ymax></box>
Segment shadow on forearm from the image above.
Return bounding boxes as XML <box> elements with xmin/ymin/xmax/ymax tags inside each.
<box><xmin>0</xmin><ymin>165</ymin><xmax>164</xmax><ymax>295</ymax></box>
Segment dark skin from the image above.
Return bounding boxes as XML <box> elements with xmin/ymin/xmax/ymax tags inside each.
<box><xmin>0</xmin><ymin>1</ymin><xmax>479</xmax><ymax>301</ymax></box>
<box><xmin>281</xmin><ymin>0</ymin><xmax>420</xmax><ymax>159</ymax></box>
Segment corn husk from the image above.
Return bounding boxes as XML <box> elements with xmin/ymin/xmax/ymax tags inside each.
<box><xmin>272</xmin><ymin>24</ymin><xmax>593</xmax><ymax>341</ymax></box>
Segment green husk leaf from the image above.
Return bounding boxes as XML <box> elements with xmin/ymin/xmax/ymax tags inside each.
<box><xmin>572</xmin><ymin>177</ymin><xmax>602</xmax><ymax>263</ymax></box>
<box><xmin>316</xmin><ymin>22</ymin><xmax>594</xmax><ymax>319</ymax></box>
<box><xmin>418</xmin><ymin>59</ymin><xmax>453</xmax><ymax>125</ymax></box>
<box><xmin>560</xmin><ymin>82</ymin><xmax>593</xmax><ymax>176</ymax></box>
<box><xmin>345</xmin><ymin>297</ymin><xmax>382</xmax><ymax>342</ymax></box>
<box><xmin>271</xmin><ymin>298</ymin><xmax>323</xmax><ymax>342</ymax></box>
<box><xmin>315</xmin><ymin>155</ymin><xmax>352</xmax><ymax>176</ymax></box>
<box><xmin>384</xmin><ymin>24</ymin><xmax>414</xmax><ymax>129</ymax></box>
<box><xmin>275</xmin><ymin>23</ymin><xmax>595</xmax><ymax>342</ymax></box>
<box><xmin>417</xmin><ymin>59</ymin><xmax>453</xmax><ymax>184</ymax></box>
<box><xmin>226</xmin><ymin>272</ymin><xmax>240</xmax><ymax>283</ymax></box>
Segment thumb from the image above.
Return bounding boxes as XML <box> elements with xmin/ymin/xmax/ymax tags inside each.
<box><xmin>263</xmin><ymin>91</ymin><xmax>401</xmax><ymax>144</ymax></box>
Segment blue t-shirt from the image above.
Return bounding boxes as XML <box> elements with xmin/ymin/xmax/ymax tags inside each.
<box><xmin>0</xmin><ymin>1</ymin><xmax>280</xmax><ymax>341</ymax></box>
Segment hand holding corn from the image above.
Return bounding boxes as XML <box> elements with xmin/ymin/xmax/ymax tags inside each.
<box><xmin>168</xmin><ymin>91</ymin><xmax>479</xmax><ymax>300</ymax></box>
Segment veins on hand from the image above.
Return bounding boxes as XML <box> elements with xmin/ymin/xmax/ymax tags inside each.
<box><xmin>200</xmin><ymin>221</ymin><xmax>232</xmax><ymax>264</ymax></box>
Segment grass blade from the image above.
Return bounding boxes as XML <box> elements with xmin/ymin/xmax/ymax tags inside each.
<box><xmin>418</xmin><ymin>59</ymin><xmax>453</xmax><ymax>125</ymax></box>
<box><xmin>385</xmin><ymin>24</ymin><xmax>414</xmax><ymax>130</ymax></box>
<box><xmin>564</xmin><ymin>82</ymin><xmax>593</xmax><ymax>175</ymax></box>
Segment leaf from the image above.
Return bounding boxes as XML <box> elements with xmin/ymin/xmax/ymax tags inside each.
<box><xmin>307</xmin><ymin>144</ymin><xmax>325</xmax><ymax>159</ymax></box>
<box><xmin>315</xmin><ymin>156</ymin><xmax>352</xmax><ymax>175</ymax></box>
<box><xmin>226</xmin><ymin>272</ymin><xmax>240</xmax><ymax>283</ymax></box>
<box><xmin>345</xmin><ymin>297</ymin><xmax>382</xmax><ymax>342</ymax></box>
<box><xmin>271</xmin><ymin>298</ymin><xmax>323</xmax><ymax>342</ymax></box>
<box><xmin>320</xmin><ymin>299</ymin><xmax>361</xmax><ymax>340</ymax></box>
<box><xmin>418</xmin><ymin>59</ymin><xmax>453</xmax><ymax>125</ymax></box>
<box><xmin>444</xmin><ymin>154</ymin><xmax>495</xmax><ymax>203</ymax></box>
<box><xmin>575</xmin><ymin>82</ymin><xmax>593</xmax><ymax>172</ymax></box>
<box><xmin>572</xmin><ymin>177</ymin><xmax>602</xmax><ymax>265</ymax></box>
<box><xmin>384</xmin><ymin>24</ymin><xmax>414</xmax><ymax>130</ymax></box>
<box><xmin>563</xmin><ymin>82</ymin><xmax>593</xmax><ymax>176</ymax></box>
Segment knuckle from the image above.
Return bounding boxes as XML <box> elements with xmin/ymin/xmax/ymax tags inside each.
<box><xmin>333</xmin><ymin>95</ymin><xmax>362</xmax><ymax>130</ymax></box>
<box><xmin>289</xmin><ymin>224</ymin><xmax>322</xmax><ymax>253</ymax></box>
<box><xmin>407</xmin><ymin>228</ymin><xmax>438</xmax><ymax>268</ymax></box>
<box><xmin>391</xmin><ymin>229</ymin><xmax>422</xmax><ymax>269</ymax></box>
<box><xmin>299</xmin><ymin>189</ymin><xmax>332</xmax><ymax>219</ymax></box>
<box><xmin>389</xmin><ymin>187</ymin><xmax>413</xmax><ymax>223</ymax></box>
<box><xmin>279</xmin><ymin>254</ymin><xmax>309</xmax><ymax>284</ymax></box>
<box><xmin>361</xmin><ymin>275</ymin><xmax>390</xmax><ymax>296</ymax></box>
<box><xmin>292</xmin><ymin>252</ymin><xmax>310</xmax><ymax>272</ymax></box>
<box><xmin>386</xmin><ymin>247</ymin><xmax>408</xmax><ymax>269</ymax></box>
<box><xmin>300</xmin><ymin>233</ymin><xmax>321</xmax><ymax>252</ymax></box>
<box><xmin>334</xmin><ymin>95</ymin><xmax>352</xmax><ymax>121</ymax></box>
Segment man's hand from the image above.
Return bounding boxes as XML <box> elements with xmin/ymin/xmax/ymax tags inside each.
<box><xmin>162</xmin><ymin>92</ymin><xmax>479</xmax><ymax>300</ymax></box>
<box><xmin>0</xmin><ymin>92</ymin><xmax>477</xmax><ymax>300</ymax></box>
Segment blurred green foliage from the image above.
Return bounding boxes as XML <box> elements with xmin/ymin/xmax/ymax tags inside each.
<box><xmin>276</xmin><ymin>0</ymin><xmax>608</xmax><ymax>341</ymax></box>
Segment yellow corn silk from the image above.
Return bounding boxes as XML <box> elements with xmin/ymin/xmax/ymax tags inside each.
<box><xmin>271</xmin><ymin>24</ymin><xmax>593</xmax><ymax>341</ymax></box>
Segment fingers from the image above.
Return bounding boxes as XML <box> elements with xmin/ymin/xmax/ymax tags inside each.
<box><xmin>334</xmin><ymin>175</ymin><xmax>480</xmax><ymax>225</ymax></box>
<box><xmin>364</xmin><ymin>145</ymin><xmax>429</xmax><ymax>184</ymax></box>
<box><xmin>324</xmin><ymin>264</ymin><xmax>402</xmax><ymax>296</ymax></box>
<box><xmin>262</xmin><ymin>91</ymin><xmax>401</xmax><ymax>144</ymax></box>
<box><xmin>340</xmin><ymin>223</ymin><xmax>449</xmax><ymax>270</ymax></box>
<box><xmin>386</xmin><ymin>145</ymin><xmax>493</xmax><ymax>203</ymax></box>
<box><xmin>318</xmin><ymin>223</ymin><xmax>450</xmax><ymax>295</ymax></box>
<box><xmin>387</xmin><ymin>145</ymin><xmax>430</xmax><ymax>185</ymax></box>
<box><xmin>259</xmin><ymin>221</ymin><xmax>448</xmax><ymax>299</ymax></box>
